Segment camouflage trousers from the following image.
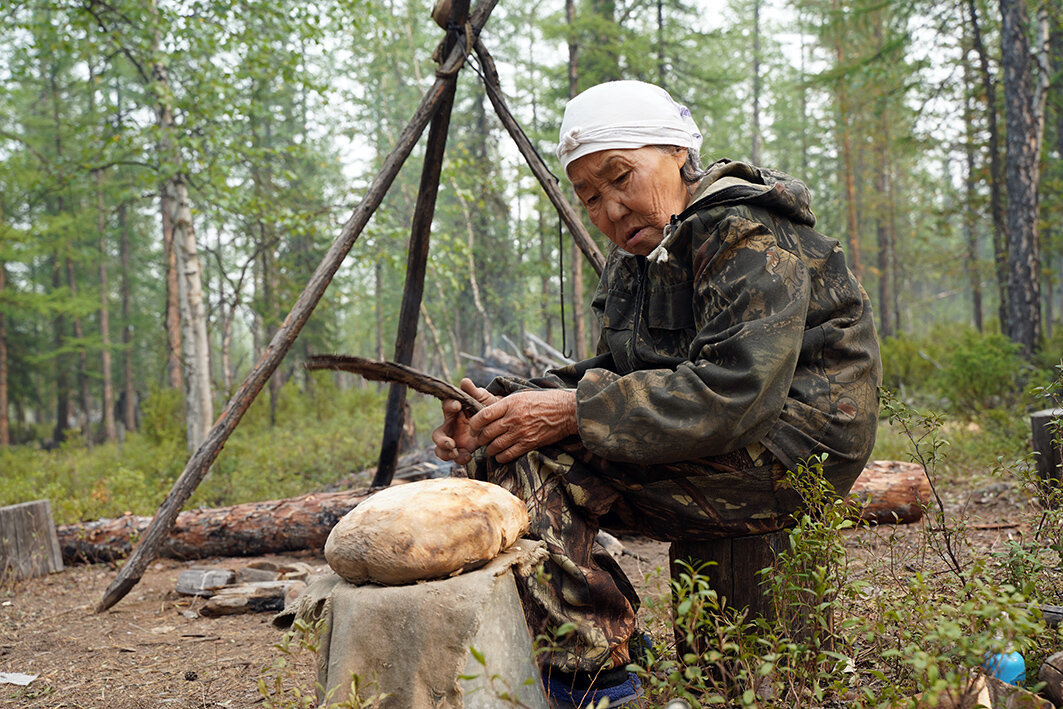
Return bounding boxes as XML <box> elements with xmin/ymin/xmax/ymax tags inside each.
<box><xmin>468</xmin><ymin>437</ymin><xmax>800</xmax><ymax>674</ymax></box>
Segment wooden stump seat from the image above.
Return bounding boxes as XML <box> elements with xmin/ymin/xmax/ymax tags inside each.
<box><xmin>668</xmin><ymin>530</ymin><xmax>797</xmax><ymax>659</ymax></box>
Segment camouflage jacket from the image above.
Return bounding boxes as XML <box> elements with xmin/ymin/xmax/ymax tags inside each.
<box><xmin>515</xmin><ymin>159</ymin><xmax>881</xmax><ymax>491</ymax></box>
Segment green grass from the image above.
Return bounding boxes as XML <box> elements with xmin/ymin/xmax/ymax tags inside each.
<box><xmin>0</xmin><ymin>373</ymin><xmax>438</xmax><ymax>524</ymax></box>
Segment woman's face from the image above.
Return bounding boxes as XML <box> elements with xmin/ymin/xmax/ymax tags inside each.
<box><xmin>568</xmin><ymin>146</ymin><xmax>690</xmax><ymax>256</ymax></box>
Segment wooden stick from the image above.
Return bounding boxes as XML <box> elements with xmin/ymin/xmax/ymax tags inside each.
<box><xmin>94</xmin><ymin>0</ymin><xmax>499</xmax><ymax>613</ymax></box>
<box><xmin>307</xmin><ymin>355</ymin><xmax>484</xmax><ymax>416</ymax></box>
<box><xmin>473</xmin><ymin>39</ymin><xmax>605</xmax><ymax>277</ymax></box>
<box><xmin>375</xmin><ymin>0</ymin><xmax>470</xmax><ymax>488</ymax></box>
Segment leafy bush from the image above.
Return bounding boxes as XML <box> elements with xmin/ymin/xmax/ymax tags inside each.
<box><xmin>879</xmin><ymin>333</ymin><xmax>945</xmax><ymax>395</ymax></box>
<box><xmin>935</xmin><ymin>330</ymin><xmax>1025</xmax><ymax>412</ymax></box>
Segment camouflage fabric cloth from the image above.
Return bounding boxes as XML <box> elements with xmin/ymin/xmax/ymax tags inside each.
<box><xmin>474</xmin><ymin>159</ymin><xmax>881</xmax><ymax>674</ymax></box>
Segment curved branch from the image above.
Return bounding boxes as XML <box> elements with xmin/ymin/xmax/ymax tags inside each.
<box><xmin>305</xmin><ymin>355</ymin><xmax>483</xmax><ymax>416</ymax></box>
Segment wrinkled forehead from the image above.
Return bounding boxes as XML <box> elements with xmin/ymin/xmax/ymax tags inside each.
<box><xmin>568</xmin><ymin>148</ymin><xmax>656</xmax><ymax>190</ymax></box>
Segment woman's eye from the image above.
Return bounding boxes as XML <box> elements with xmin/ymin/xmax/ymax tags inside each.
<box><xmin>585</xmin><ymin>195</ymin><xmax>599</xmax><ymax>206</ymax></box>
<box><xmin>614</xmin><ymin>171</ymin><xmax>630</xmax><ymax>185</ymax></box>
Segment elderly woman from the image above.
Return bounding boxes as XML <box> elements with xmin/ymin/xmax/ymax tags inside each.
<box><xmin>433</xmin><ymin>80</ymin><xmax>880</xmax><ymax>707</ymax></box>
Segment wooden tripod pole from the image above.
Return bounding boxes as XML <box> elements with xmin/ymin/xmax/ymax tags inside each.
<box><xmin>473</xmin><ymin>39</ymin><xmax>604</xmax><ymax>277</ymax></box>
<box><xmin>95</xmin><ymin>0</ymin><xmax>499</xmax><ymax>613</ymax></box>
<box><xmin>373</xmin><ymin>0</ymin><xmax>469</xmax><ymax>488</ymax></box>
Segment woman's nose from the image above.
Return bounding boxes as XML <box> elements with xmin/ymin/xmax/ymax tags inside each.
<box><xmin>604</xmin><ymin>195</ymin><xmax>628</xmax><ymax>222</ymax></box>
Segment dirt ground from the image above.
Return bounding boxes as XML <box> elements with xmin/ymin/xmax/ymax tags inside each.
<box><xmin>0</xmin><ymin>476</ymin><xmax>1044</xmax><ymax>709</ymax></box>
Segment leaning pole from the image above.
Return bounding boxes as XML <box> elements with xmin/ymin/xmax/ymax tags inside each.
<box><xmin>95</xmin><ymin>0</ymin><xmax>499</xmax><ymax>612</ymax></box>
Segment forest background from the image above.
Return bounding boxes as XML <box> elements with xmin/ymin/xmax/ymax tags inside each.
<box><xmin>1</xmin><ymin>0</ymin><xmax>1061</xmax><ymax>525</ymax></box>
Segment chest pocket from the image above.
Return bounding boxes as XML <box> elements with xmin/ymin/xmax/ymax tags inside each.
<box><xmin>644</xmin><ymin>280</ymin><xmax>697</xmax><ymax>360</ymax></box>
<box><xmin>646</xmin><ymin>280</ymin><xmax>696</xmax><ymax>332</ymax></box>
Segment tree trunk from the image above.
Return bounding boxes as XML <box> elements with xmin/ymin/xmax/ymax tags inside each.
<box><xmin>967</xmin><ymin>0</ymin><xmax>1009</xmax><ymax>328</ymax></box>
<box><xmin>832</xmin><ymin>0</ymin><xmax>862</xmax><ymax>281</ymax></box>
<box><xmin>59</xmin><ymin>459</ymin><xmax>926</xmax><ymax>567</ymax></box>
<box><xmin>375</xmin><ymin>0</ymin><xmax>468</xmax><ymax>487</ymax></box>
<box><xmin>751</xmin><ymin>0</ymin><xmax>762</xmax><ymax>165</ymax></box>
<box><xmin>566</xmin><ymin>0</ymin><xmax>587</xmax><ymax>361</ymax></box>
<box><xmin>453</xmin><ymin>183</ymin><xmax>490</xmax><ymax>353</ymax></box>
<box><xmin>963</xmin><ymin>48</ymin><xmax>984</xmax><ymax>332</ymax></box>
<box><xmin>95</xmin><ymin>168</ymin><xmax>117</xmax><ymax>443</ymax></box>
<box><xmin>1000</xmin><ymin>0</ymin><xmax>1042</xmax><ymax>357</ymax></box>
<box><xmin>161</xmin><ymin>187</ymin><xmax>183</xmax><ymax>392</ymax></box>
<box><xmin>52</xmin><ymin>255</ymin><xmax>69</xmax><ymax>444</ymax></box>
<box><xmin>66</xmin><ymin>257</ymin><xmax>92</xmax><ymax>440</ymax></box>
<box><xmin>167</xmin><ymin>174</ymin><xmax>214</xmax><ymax>451</ymax></box>
<box><xmin>119</xmin><ymin>203</ymin><xmax>136</xmax><ymax>432</ymax></box>
<box><xmin>0</xmin><ymin>258</ymin><xmax>8</xmax><ymax>447</ymax></box>
<box><xmin>656</xmin><ymin>0</ymin><xmax>665</xmax><ymax>86</ymax></box>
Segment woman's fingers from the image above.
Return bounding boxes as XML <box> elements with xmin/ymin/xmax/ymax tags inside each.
<box><xmin>460</xmin><ymin>378</ymin><xmax>499</xmax><ymax>406</ymax></box>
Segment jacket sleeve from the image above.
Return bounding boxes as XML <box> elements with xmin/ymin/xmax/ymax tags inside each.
<box><xmin>574</xmin><ymin>209</ymin><xmax>812</xmax><ymax>464</ymax></box>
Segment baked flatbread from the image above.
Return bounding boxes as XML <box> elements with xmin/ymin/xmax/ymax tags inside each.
<box><xmin>324</xmin><ymin>478</ymin><xmax>529</xmax><ymax>585</ymax></box>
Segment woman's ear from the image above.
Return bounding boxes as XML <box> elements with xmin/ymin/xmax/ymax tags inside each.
<box><xmin>673</xmin><ymin>147</ymin><xmax>688</xmax><ymax>168</ymax></box>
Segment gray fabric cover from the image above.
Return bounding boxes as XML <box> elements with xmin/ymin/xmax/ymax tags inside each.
<box><xmin>273</xmin><ymin>540</ymin><xmax>550</xmax><ymax>709</ymax></box>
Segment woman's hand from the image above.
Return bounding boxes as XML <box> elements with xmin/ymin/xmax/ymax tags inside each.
<box><xmin>469</xmin><ymin>389</ymin><xmax>578</xmax><ymax>463</ymax></box>
<box><xmin>432</xmin><ymin>379</ymin><xmax>499</xmax><ymax>465</ymax></box>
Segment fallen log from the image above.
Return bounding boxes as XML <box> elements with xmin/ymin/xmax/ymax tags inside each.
<box><xmin>846</xmin><ymin>460</ymin><xmax>930</xmax><ymax>524</ymax></box>
<box><xmin>59</xmin><ymin>488</ymin><xmax>370</xmax><ymax>565</ymax></box>
<box><xmin>58</xmin><ymin>459</ymin><xmax>928</xmax><ymax>565</ymax></box>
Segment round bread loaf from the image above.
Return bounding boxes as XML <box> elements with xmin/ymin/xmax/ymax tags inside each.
<box><xmin>324</xmin><ymin>478</ymin><xmax>529</xmax><ymax>585</ymax></box>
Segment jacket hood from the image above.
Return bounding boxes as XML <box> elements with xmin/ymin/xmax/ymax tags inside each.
<box><xmin>683</xmin><ymin>159</ymin><xmax>817</xmax><ymax>227</ymax></box>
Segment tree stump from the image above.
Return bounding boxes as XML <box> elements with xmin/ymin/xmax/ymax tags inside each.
<box><xmin>0</xmin><ymin>500</ymin><xmax>64</xmax><ymax>582</ymax></box>
<box><xmin>1031</xmin><ymin>408</ymin><xmax>1063</xmax><ymax>505</ymax></box>
<box><xmin>669</xmin><ymin>530</ymin><xmax>790</xmax><ymax>658</ymax></box>
<box><xmin>1039</xmin><ymin>651</ymin><xmax>1063</xmax><ymax>706</ymax></box>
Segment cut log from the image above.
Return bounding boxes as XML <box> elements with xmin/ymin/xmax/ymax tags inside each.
<box><xmin>846</xmin><ymin>460</ymin><xmax>931</xmax><ymax>524</ymax></box>
<box><xmin>0</xmin><ymin>500</ymin><xmax>64</xmax><ymax>581</ymax></box>
<box><xmin>1031</xmin><ymin>408</ymin><xmax>1062</xmax><ymax>505</ymax></box>
<box><xmin>58</xmin><ymin>488</ymin><xmax>371</xmax><ymax>565</ymax></box>
<box><xmin>1041</xmin><ymin>604</ymin><xmax>1062</xmax><ymax>628</ymax></box>
<box><xmin>1040</xmin><ymin>651</ymin><xmax>1063</xmax><ymax>706</ymax></box>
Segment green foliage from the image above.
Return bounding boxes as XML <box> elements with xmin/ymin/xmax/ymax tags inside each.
<box><xmin>935</xmin><ymin>331</ymin><xmax>1026</xmax><ymax>412</ymax></box>
<box><xmin>879</xmin><ymin>332</ymin><xmax>946</xmax><ymax>396</ymax></box>
<box><xmin>0</xmin><ymin>382</ymin><xmax>409</xmax><ymax>523</ymax></box>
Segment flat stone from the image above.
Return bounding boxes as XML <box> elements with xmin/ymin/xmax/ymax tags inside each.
<box><xmin>235</xmin><ymin>566</ymin><xmax>280</xmax><ymax>583</ymax></box>
<box><xmin>175</xmin><ymin>568</ymin><xmax>235</xmax><ymax>597</ymax></box>
<box><xmin>200</xmin><ymin>581</ymin><xmax>302</xmax><ymax>617</ymax></box>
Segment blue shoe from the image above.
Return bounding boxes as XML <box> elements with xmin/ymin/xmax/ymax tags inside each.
<box><xmin>543</xmin><ymin>668</ymin><xmax>643</xmax><ymax>708</ymax></box>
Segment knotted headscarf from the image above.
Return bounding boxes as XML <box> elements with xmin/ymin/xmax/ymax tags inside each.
<box><xmin>556</xmin><ymin>80</ymin><xmax>703</xmax><ymax>172</ymax></box>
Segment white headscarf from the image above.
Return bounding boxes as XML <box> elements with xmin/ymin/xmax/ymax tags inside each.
<box><xmin>555</xmin><ymin>80</ymin><xmax>703</xmax><ymax>172</ymax></box>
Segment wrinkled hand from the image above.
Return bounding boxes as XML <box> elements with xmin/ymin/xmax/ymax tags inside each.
<box><xmin>432</xmin><ymin>379</ymin><xmax>499</xmax><ymax>466</ymax></box>
<box><xmin>469</xmin><ymin>389</ymin><xmax>578</xmax><ymax>464</ymax></box>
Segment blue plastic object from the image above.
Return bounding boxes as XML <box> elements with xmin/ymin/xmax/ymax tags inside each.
<box><xmin>984</xmin><ymin>651</ymin><xmax>1026</xmax><ymax>685</ymax></box>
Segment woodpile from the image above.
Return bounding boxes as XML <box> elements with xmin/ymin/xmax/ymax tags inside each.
<box><xmin>173</xmin><ymin>559</ymin><xmax>323</xmax><ymax>617</ymax></box>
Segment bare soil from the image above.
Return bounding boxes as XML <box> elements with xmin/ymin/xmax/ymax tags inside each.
<box><xmin>0</xmin><ymin>477</ymin><xmax>1045</xmax><ymax>709</ymax></box>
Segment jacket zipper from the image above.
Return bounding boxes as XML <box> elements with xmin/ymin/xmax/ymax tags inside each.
<box><xmin>630</xmin><ymin>255</ymin><xmax>649</xmax><ymax>363</ymax></box>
